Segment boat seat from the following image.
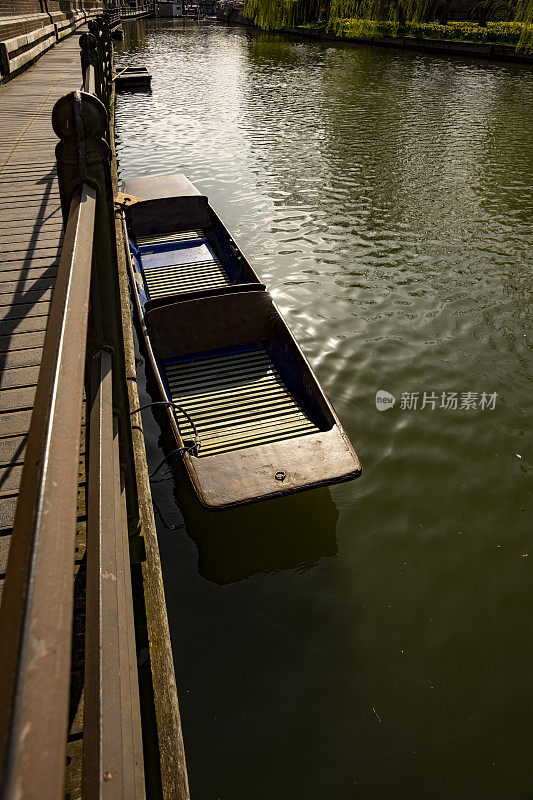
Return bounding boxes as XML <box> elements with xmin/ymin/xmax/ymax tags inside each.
<box><xmin>123</xmin><ymin>174</ymin><xmax>212</xmax><ymax>236</ymax></box>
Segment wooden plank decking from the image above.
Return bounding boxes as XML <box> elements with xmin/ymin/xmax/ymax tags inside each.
<box><xmin>0</xmin><ymin>34</ymin><xmax>88</xmax><ymax>799</ymax></box>
<box><xmin>0</xmin><ymin>34</ymin><xmax>85</xmax><ymax>587</ymax></box>
<box><xmin>0</xmin><ymin>25</ymin><xmax>191</xmax><ymax>800</ymax></box>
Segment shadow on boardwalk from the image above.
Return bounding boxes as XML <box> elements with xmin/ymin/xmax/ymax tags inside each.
<box><xmin>0</xmin><ymin>167</ymin><xmax>62</xmax><ymax>496</ymax></box>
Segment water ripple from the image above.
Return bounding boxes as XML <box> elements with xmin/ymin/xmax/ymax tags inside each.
<box><xmin>116</xmin><ymin>21</ymin><xmax>533</xmax><ymax>800</ymax></box>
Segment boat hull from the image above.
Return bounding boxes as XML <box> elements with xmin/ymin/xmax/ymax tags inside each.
<box><xmin>121</xmin><ymin>173</ymin><xmax>362</xmax><ymax>508</ymax></box>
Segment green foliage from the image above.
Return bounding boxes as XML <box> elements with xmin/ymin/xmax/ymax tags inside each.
<box><xmin>328</xmin><ymin>0</ymin><xmax>432</xmax><ymax>28</ymax></box>
<box><xmin>244</xmin><ymin>0</ymin><xmax>321</xmax><ymax>28</ymax></box>
<box><xmin>244</xmin><ymin>0</ymin><xmax>439</xmax><ymax>28</ymax></box>
<box><xmin>333</xmin><ymin>17</ymin><xmax>530</xmax><ymax>43</ymax></box>
<box><xmin>514</xmin><ymin>0</ymin><xmax>533</xmax><ymax>49</ymax></box>
<box><xmin>243</xmin><ymin>0</ymin><xmax>533</xmax><ymax>51</ymax></box>
<box><xmin>474</xmin><ymin>0</ymin><xmax>516</xmax><ymax>22</ymax></box>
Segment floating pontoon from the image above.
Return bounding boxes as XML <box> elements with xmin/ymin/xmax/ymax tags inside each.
<box><xmin>115</xmin><ymin>66</ymin><xmax>152</xmax><ymax>91</ymax></box>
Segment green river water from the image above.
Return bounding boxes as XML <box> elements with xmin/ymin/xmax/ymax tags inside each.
<box><xmin>115</xmin><ymin>20</ymin><xmax>532</xmax><ymax>799</ymax></box>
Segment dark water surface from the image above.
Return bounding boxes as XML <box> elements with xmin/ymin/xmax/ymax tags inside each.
<box><xmin>115</xmin><ymin>20</ymin><xmax>532</xmax><ymax>800</ymax></box>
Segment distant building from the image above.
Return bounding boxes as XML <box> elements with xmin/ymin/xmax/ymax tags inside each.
<box><xmin>158</xmin><ymin>0</ymin><xmax>184</xmax><ymax>15</ymax></box>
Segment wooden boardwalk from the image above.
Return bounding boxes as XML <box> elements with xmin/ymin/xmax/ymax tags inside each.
<box><xmin>0</xmin><ymin>35</ymin><xmax>90</xmax><ymax>797</ymax></box>
<box><xmin>0</xmin><ymin>24</ymin><xmax>190</xmax><ymax>799</ymax></box>
<box><xmin>0</xmin><ymin>35</ymin><xmax>86</xmax><ymax>590</ymax></box>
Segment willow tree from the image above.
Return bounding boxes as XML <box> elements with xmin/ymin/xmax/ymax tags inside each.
<box><xmin>245</xmin><ymin>0</ymin><xmax>449</xmax><ymax>27</ymax></box>
<box><xmin>244</xmin><ymin>0</ymin><xmax>533</xmax><ymax>49</ymax></box>
<box><xmin>472</xmin><ymin>0</ymin><xmax>533</xmax><ymax>47</ymax></box>
<box><xmin>328</xmin><ymin>0</ymin><xmax>435</xmax><ymax>24</ymax></box>
<box><xmin>515</xmin><ymin>0</ymin><xmax>533</xmax><ymax>49</ymax></box>
<box><xmin>244</xmin><ymin>0</ymin><xmax>322</xmax><ymax>27</ymax></box>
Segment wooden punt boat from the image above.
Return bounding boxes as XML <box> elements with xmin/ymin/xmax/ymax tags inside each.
<box><xmin>120</xmin><ymin>174</ymin><xmax>361</xmax><ymax>509</ymax></box>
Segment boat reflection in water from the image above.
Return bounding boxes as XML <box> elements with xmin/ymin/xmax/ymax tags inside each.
<box><xmin>154</xmin><ymin>449</ymin><xmax>339</xmax><ymax>585</ymax></box>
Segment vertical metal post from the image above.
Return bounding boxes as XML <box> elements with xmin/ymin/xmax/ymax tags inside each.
<box><xmin>52</xmin><ymin>90</ymin><xmax>110</xmax><ymax>226</ymax></box>
<box><xmin>87</xmin><ymin>18</ymin><xmax>113</xmax><ymax>108</ymax></box>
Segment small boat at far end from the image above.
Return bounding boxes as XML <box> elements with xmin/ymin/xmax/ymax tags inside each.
<box><xmin>115</xmin><ymin>66</ymin><xmax>152</xmax><ymax>91</ymax></box>
<box><xmin>120</xmin><ymin>173</ymin><xmax>362</xmax><ymax>509</ymax></box>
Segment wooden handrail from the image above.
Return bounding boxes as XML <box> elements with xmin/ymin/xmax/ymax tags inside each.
<box><xmin>0</xmin><ymin>17</ymin><xmax>153</xmax><ymax>797</ymax></box>
<box><xmin>0</xmin><ymin>184</ymin><xmax>97</xmax><ymax>800</ymax></box>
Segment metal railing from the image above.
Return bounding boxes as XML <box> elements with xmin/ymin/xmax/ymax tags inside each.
<box><xmin>84</xmin><ymin>350</ymin><xmax>145</xmax><ymax>799</ymax></box>
<box><xmin>105</xmin><ymin>4</ymin><xmax>154</xmax><ymax>18</ymax></box>
<box><xmin>120</xmin><ymin>5</ymin><xmax>154</xmax><ymax>17</ymax></box>
<box><xmin>0</xmin><ymin>23</ymin><xmax>144</xmax><ymax>800</ymax></box>
<box><xmin>83</xmin><ymin>20</ymin><xmax>113</xmax><ymax>108</ymax></box>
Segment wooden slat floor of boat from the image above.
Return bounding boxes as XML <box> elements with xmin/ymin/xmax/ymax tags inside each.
<box><xmin>0</xmin><ymin>32</ymin><xmax>90</xmax><ymax>800</ymax></box>
<box><xmin>143</xmin><ymin>258</ymin><xmax>231</xmax><ymax>298</ymax></box>
<box><xmin>137</xmin><ymin>230</ymin><xmax>232</xmax><ymax>299</ymax></box>
<box><xmin>136</xmin><ymin>229</ymin><xmax>204</xmax><ymax>245</ymax></box>
<box><xmin>165</xmin><ymin>345</ymin><xmax>320</xmax><ymax>457</ymax></box>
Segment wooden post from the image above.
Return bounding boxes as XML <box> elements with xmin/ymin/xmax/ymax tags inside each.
<box><xmin>80</xmin><ymin>32</ymin><xmax>106</xmax><ymax>106</ymax></box>
<box><xmin>52</xmin><ymin>88</ymin><xmax>142</xmax><ymax>550</ymax></box>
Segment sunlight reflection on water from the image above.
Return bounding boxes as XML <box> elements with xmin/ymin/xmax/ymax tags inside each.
<box><xmin>116</xmin><ymin>21</ymin><xmax>533</xmax><ymax>800</ymax></box>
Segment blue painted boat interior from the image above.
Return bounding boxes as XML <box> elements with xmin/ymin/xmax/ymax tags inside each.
<box><xmin>161</xmin><ymin>342</ymin><xmax>324</xmax><ymax>457</ymax></box>
<box><xmin>138</xmin><ymin>238</ymin><xmax>216</xmax><ymax>270</ymax></box>
<box><xmin>128</xmin><ymin>225</ymin><xmax>333</xmax><ymax>457</ymax></box>
<box><xmin>128</xmin><ymin>223</ymin><xmax>256</xmax><ymax>307</ymax></box>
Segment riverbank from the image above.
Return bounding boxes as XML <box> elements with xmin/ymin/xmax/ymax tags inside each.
<box><xmin>283</xmin><ymin>24</ymin><xmax>533</xmax><ymax>62</ymax></box>
<box><xmin>216</xmin><ymin>3</ymin><xmax>533</xmax><ymax>63</ymax></box>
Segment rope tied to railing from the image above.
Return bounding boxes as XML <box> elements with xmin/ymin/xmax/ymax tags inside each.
<box><xmin>131</xmin><ymin>400</ymin><xmax>201</xmax><ymax>457</ymax></box>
